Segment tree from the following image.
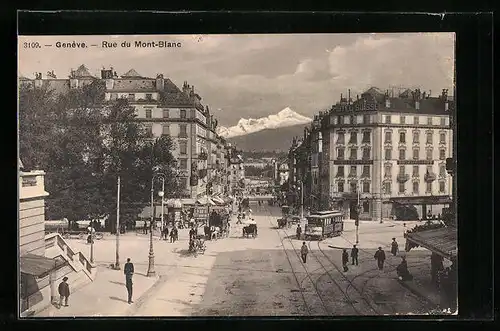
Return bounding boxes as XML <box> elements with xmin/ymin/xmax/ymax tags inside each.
<box><xmin>19</xmin><ymin>80</ymin><xmax>179</xmax><ymax>231</ymax></box>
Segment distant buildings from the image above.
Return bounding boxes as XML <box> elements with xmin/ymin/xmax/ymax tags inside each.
<box><xmin>228</xmin><ymin>153</ymin><xmax>245</xmax><ymax>197</ymax></box>
<box><xmin>19</xmin><ymin>65</ymin><xmax>231</xmax><ymax>199</ymax></box>
<box><xmin>288</xmin><ymin>87</ymin><xmax>454</xmax><ymax>221</ymax></box>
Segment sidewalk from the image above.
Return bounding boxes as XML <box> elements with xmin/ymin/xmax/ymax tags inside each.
<box><xmin>36</xmin><ymin>265</ymin><xmax>159</xmax><ymax>317</ymax></box>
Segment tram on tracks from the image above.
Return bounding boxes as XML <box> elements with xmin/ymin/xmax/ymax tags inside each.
<box><xmin>304</xmin><ymin>210</ymin><xmax>344</xmax><ymax>240</ymax></box>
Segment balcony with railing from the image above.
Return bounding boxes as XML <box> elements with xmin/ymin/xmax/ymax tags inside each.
<box><xmin>424</xmin><ymin>172</ymin><xmax>437</xmax><ymax>182</ymax></box>
<box><xmin>396</xmin><ymin>173</ymin><xmax>410</xmax><ymax>183</ymax></box>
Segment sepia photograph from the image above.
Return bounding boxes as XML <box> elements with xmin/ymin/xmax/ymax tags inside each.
<box><xmin>18</xmin><ymin>33</ymin><xmax>457</xmax><ymax>317</ymax></box>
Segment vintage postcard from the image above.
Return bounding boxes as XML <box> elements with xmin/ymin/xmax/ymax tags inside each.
<box><xmin>18</xmin><ymin>33</ymin><xmax>457</xmax><ymax>317</ymax></box>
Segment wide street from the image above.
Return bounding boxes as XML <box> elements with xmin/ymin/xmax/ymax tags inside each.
<box><xmin>39</xmin><ymin>205</ymin><xmax>437</xmax><ymax>316</ymax></box>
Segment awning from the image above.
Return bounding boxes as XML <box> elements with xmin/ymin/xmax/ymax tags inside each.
<box><xmin>20</xmin><ymin>254</ymin><xmax>65</xmax><ymax>277</ymax></box>
<box><xmin>211</xmin><ymin>196</ymin><xmax>226</xmax><ymax>205</ymax></box>
<box><xmin>405</xmin><ymin>226</ymin><xmax>457</xmax><ymax>261</ymax></box>
<box><xmin>196</xmin><ymin>196</ymin><xmax>216</xmax><ymax>206</ymax></box>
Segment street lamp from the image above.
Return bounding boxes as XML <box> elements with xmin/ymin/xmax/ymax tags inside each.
<box><xmin>355</xmin><ymin>179</ymin><xmax>360</xmax><ymax>244</ymax></box>
<box><xmin>147</xmin><ymin>172</ymin><xmax>165</xmax><ymax>277</ymax></box>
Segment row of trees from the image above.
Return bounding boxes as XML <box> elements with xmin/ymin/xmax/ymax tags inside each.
<box><xmin>19</xmin><ymin>81</ymin><xmax>180</xmax><ymax>231</ymax></box>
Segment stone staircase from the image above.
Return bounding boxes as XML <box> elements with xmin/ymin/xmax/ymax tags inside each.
<box><xmin>44</xmin><ymin>233</ymin><xmax>96</xmax><ymax>290</ymax></box>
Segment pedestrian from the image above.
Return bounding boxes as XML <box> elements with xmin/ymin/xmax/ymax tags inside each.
<box><xmin>342</xmin><ymin>249</ymin><xmax>349</xmax><ymax>272</ymax></box>
<box><xmin>374</xmin><ymin>247</ymin><xmax>386</xmax><ymax>270</ymax></box>
<box><xmin>124</xmin><ymin>258</ymin><xmax>134</xmax><ymax>304</ymax></box>
<box><xmin>296</xmin><ymin>224</ymin><xmax>302</xmax><ymax>240</ymax></box>
<box><xmin>58</xmin><ymin>276</ymin><xmax>70</xmax><ymax>307</ymax></box>
<box><xmin>300</xmin><ymin>242</ymin><xmax>308</xmax><ymax>263</ymax></box>
<box><xmin>351</xmin><ymin>245</ymin><xmax>359</xmax><ymax>266</ymax></box>
<box><xmin>391</xmin><ymin>238</ymin><xmax>399</xmax><ymax>256</ymax></box>
<box><xmin>189</xmin><ymin>227</ymin><xmax>196</xmax><ymax>241</ymax></box>
<box><xmin>162</xmin><ymin>226</ymin><xmax>169</xmax><ymax>240</ymax></box>
<box><xmin>169</xmin><ymin>227</ymin><xmax>175</xmax><ymax>243</ymax></box>
<box><xmin>143</xmin><ymin>221</ymin><xmax>148</xmax><ymax>234</ymax></box>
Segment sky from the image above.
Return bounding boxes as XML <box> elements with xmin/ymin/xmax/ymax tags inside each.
<box><xmin>18</xmin><ymin>33</ymin><xmax>455</xmax><ymax>126</ymax></box>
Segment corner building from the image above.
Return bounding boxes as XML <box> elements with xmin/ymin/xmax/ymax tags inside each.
<box><xmin>326</xmin><ymin>87</ymin><xmax>453</xmax><ymax>221</ymax></box>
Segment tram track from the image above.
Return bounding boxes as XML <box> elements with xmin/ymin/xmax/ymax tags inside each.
<box><xmin>264</xmin><ymin>207</ymin><xmax>331</xmax><ymax>316</ymax></box>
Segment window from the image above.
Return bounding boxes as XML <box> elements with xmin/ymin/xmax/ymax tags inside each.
<box><xmin>385</xmin><ymin>148</ymin><xmax>392</xmax><ymax>160</ymax></box>
<box><xmin>180</xmin><ymin>109</ymin><xmax>187</xmax><ymax>119</ymax></box>
<box><xmin>338</xmin><ymin>116</ymin><xmax>344</xmax><ymax>124</ymax></box>
<box><xmin>362</xmin><ymin>201</ymin><xmax>369</xmax><ymax>213</ymax></box>
<box><xmin>399</xmin><ymin>183</ymin><xmax>405</xmax><ymax>193</ymax></box>
<box><xmin>179</xmin><ymin>124</ymin><xmax>187</xmax><ymax>137</ymax></box>
<box><xmin>145</xmin><ymin>124</ymin><xmax>153</xmax><ymax>135</ymax></box>
<box><xmin>349</xmin><ymin>148</ymin><xmax>357</xmax><ymax>160</ymax></box>
<box><xmin>146</xmin><ymin>93</ymin><xmax>153</xmax><ymax>101</ymax></box>
<box><xmin>363</xmin><ymin>182</ymin><xmax>370</xmax><ymax>193</ymax></box>
<box><xmin>350</xmin><ymin>182</ymin><xmax>358</xmax><ymax>193</ymax></box>
<box><xmin>426</xmin><ymin>149</ymin><xmax>433</xmax><ymax>160</ymax></box>
<box><xmin>363</xmin><ymin>115</ymin><xmax>370</xmax><ymax>124</ymax></box>
<box><xmin>399</xmin><ymin>165</ymin><xmax>406</xmax><ymax>175</ymax></box>
<box><xmin>413</xmin><ymin>148</ymin><xmax>419</xmax><ymax>160</ymax></box>
<box><xmin>440</xmin><ymin>164</ymin><xmax>446</xmax><ymax>176</ymax></box>
<box><xmin>413</xmin><ymin>131</ymin><xmax>419</xmax><ymax>143</ymax></box>
<box><xmin>413</xmin><ymin>166</ymin><xmax>419</xmax><ymax>177</ymax></box>
<box><xmin>439</xmin><ymin>149</ymin><xmax>446</xmax><ymax>160</ymax></box>
<box><xmin>191</xmin><ymin>109</ymin><xmax>196</xmax><ymax>118</ymax></box>
<box><xmin>349</xmin><ymin>132</ymin><xmax>357</xmax><ymax>144</ymax></box>
<box><xmin>440</xmin><ymin>117</ymin><xmax>446</xmax><ymax>126</ymax></box>
<box><xmin>179</xmin><ymin>177</ymin><xmax>188</xmax><ymax>189</ymax></box>
<box><xmin>384</xmin><ymin>182</ymin><xmax>392</xmax><ymax>195</ymax></box>
<box><xmin>179</xmin><ymin>141</ymin><xmax>187</xmax><ymax>155</ymax></box>
<box><xmin>426</xmin><ymin>132</ymin><xmax>433</xmax><ymax>144</ymax></box>
<box><xmin>385</xmin><ymin>115</ymin><xmax>391</xmax><ymax>124</ymax></box>
<box><xmin>440</xmin><ymin>133</ymin><xmax>446</xmax><ymax>144</ymax></box>
<box><xmin>426</xmin><ymin>182</ymin><xmax>432</xmax><ymax>193</ymax></box>
<box><xmin>338</xmin><ymin>182</ymin><xmax>344</xmax><ymax>192</ymax></box>
<box><xmin>439</xmin><ymin>181</ymin><xmax>445</xmax><ymax>193</ymax></box>
<box><xmin>337</xmin><ymin>148</ymin><xmax>345</xmax><ymax>160</ymax></box>
<box><xmin>337</xmin><ymin>132</ymin><xmax>345</xmax><ymax>144</ymax></box>
<box><xmin>362</xmin><ymin>131</ymin><xmax>370</xmax><ymax>143</ymax></box>
<box><xmin>399</xmin><ymin>149</ymin><xmax>406</xmax><ymax>160</ymax></box>
<box><xmin>337</xmin><ymin>166</ymin><xmax>344</xmax><ymax>177</ymax></box>
<box><xmin>399</xmin><ymin>132</ymin><xmax>406</xmax><ymax>143</ymax></box>
<box><xmin>362</xmin><ymin>165</ymin><xmax>370</xmax><ymax>177</ymax></box>
<box><xmin>385</xmin><ymin>131</ymin><xmax>392</xmax><ymax>143</ymax></box>
<box><xmin>349</xmin><ymin>166</ymin><xmax>357</xmax><ymax>177</ymax></box>
<box><xmin>128</xmin><ymin>93</ymin><xmax>135</xmax><ymax>101</ymax></box>
<box><xmin>362</xmin><ymin>148</ymin><xmax>370</xmax><ymax>160</ymax></box>
<box><xmin>351</xmin><ymin>115</ymin><xmax>356</xmax><ymax>124</ymax></box>
<box><xmin>162</xmin><ymin>124</ymin><xmax>170</xmax><ymax>135</ymax></box>
<box><xmin>400</xmin><ymin>115</ymin><xmax>406</xmax><ymax>124</ymax></box>
<box><xmin>145</xmin><ymin>109</ymin><xmax>152</xmax><ymax>119</ymax></box>
<box><xmin>413</xmin><ymin>181</ymin><xmax>419</xmax><ymax>194</ymax></box>
<box><xmin>163</xmin><ymin>109</ymin><xmax>169</xmax><ymax>118</ymax></box>
<box><xmin>384</xmin><ymin>164</ymin><xmax>391</xmax><ymax>177</ymax></box>
<box><xmin>414</xmin><ymin>116</ymin><xmax>419</xmax><ymax>125</ymax></box>
<box><xmin>179</xmin><ymin>159</ymin><xmax>188</xmax><ymax>170</ymax></box>
<box><xmin>427</xmin><ymin>117</ymin><xmax>433</xmax><ymax>125</ymax></box>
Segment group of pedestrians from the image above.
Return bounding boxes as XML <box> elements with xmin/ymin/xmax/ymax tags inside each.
<box><xmin>161</xmin><ymin>226</ymin><xmax>178</xmax><ymax>243</ymax></box>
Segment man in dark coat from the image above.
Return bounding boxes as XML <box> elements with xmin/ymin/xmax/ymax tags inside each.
<box><xmin>342</xmin><ymin>249</ymin><xmax>349</xmax><ymax>272</ymax></box>
<box><xmin>58</xmin><ymin>276</ymin><xmax>70</xmax><ymax>307</ymax></box>
<box><xmin>124</xmin><ymin>258</ymin><xmax>134</xmax><ymax>304</ymax></box>
<box><xmin>189</xmin><ymin>227</ymin><xmax>196</xmax><ymax>240</ymax></box>
<box><xmin>391</xmin><ymin>238</ymin><xmax>399</xmax><ymax>256</ymax></box>
<box><xmin>374</xmin><ymin>247</ymin><xmax>386</xmax><ymax>270</ymax></box>
<box><xmin>300</xmin><ymin>242</ymin><xmax>308</xmax><ymax>263</ymax></box>
<box><xmin>351</xmin><ymin>245</ymin><xmax>359</xmax><ymax>266</ymax></box>
<box><xmin>296</xmin><ymin>224</ymin><xmax>302</xmax><ymax>240</ymax></box>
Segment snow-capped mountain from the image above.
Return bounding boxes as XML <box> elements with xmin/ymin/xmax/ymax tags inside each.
<box><xmin>217</xmin><ymin>107</ymin><xmax>312</xmax><ymax>138</ymax></box>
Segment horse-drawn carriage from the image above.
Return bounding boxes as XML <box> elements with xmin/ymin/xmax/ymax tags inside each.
<box><xmin>188</xmin><ymin>234</ymin><xmax>207</xmax><ymax>255</ymax></box>
<box><xmin>242</xmin><ymin>220</ymin><xmax>258</xmax><ymax>238</ymax></box>
<box><xmin>277</xmin><ymin>218</ymin><xmax>290</xmax><ymax>229</ymax></box>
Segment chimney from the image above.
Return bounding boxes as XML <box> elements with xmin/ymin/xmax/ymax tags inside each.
<box><xmin>415</xmin><ymin>89</ymin><xmax>421</xmax><ymax>110</ymax></box>
<box><xmin>385</xmin><ymin>95</ymin><xmax>390</xmax><ymax>109</ymax></box>
<box><xmin>156</xmin><ymin>73</ymin><xmax>164</xmax><ymax>91</ymax></box>
<box><xmin>348</xmin><ymin>89</ymin><xmax>351</xmax><ymax>104</ymax></box>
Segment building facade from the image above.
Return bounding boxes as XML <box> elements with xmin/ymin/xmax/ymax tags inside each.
<box><xmin>228</xmin><ymin>152</ymin><xmax>245</xmax><ymax>197</ymax></box>
<box><xmin>20</xmin><ymin>65</ymin><xmax>230</xmax><ymax>200</ymax></box>
<box><xmin>290</xmin><ymin>87</ymin><xmax>454</xmax><ymax>221</ymax></box>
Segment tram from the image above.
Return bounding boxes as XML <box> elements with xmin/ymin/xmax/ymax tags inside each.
<box><xmin>304</xmin><ymin>210</ymin><xmax>344</xmax><ymax>240</ymax></box>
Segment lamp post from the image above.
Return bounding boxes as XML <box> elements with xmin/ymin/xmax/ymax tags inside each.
<box><xmin>147</xmin><ymin>172</ymin><xmax>165</xmax><ymax>277</ymax></box>
<box><xmin>159</xmin><ymin>179</ymin><xmax>165</xmax><ymax>237</ymax></box>
<box><xmin>356</xmin><ymin>179</ymin><xmax>360</xmax><ymax>244</ymax></box>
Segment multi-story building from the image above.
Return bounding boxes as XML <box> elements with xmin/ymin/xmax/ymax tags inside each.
<box><xmin>20</xmin><ymin>65</ymin><xmax>230</xmax><ymax>200</ymax></box>
<box><xmin>228</xmin><ymin>151</ymin><xmax>245</xmax><ymax>197</ymax></box>
<box><xmin>290</xmin><ymin>87</ymin><xmax>453</xmax><ymax>221</ymax></box>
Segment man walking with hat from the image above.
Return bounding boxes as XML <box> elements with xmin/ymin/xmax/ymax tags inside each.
<box><xmin>124</xmin><ymin>258</ymin><xmax>134</xmax><ymax>304</ymax></box>
<box><xmin>58</xmin><ymin>277</ymin><xmax>70</xmax><ymax>307</ymax></box>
